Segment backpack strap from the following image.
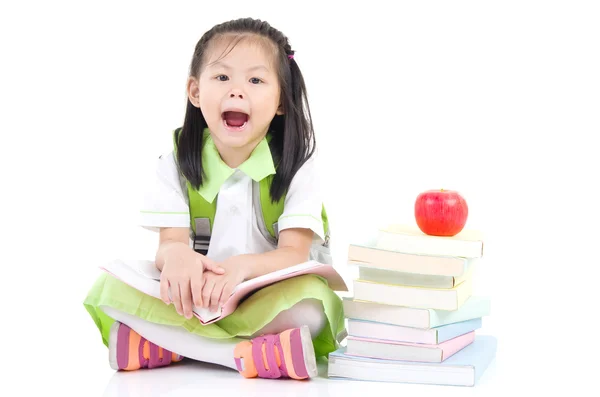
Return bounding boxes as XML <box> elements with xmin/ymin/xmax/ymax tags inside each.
<box><xmin>188</xmin><ymin>187</ymin><xmax>216</xmax><ymax>255</ymax></box>
<box><xmin>256</xmin><ymin>175</ymin><xmax>285</xmax><ymax>242</ymax></box>
<box><xmin>320</xmin><ymin>204</ymin><xmax>331</xmax><ymax>247</ymax></box>
<box><xmin>172</xmin><ymin>128</ymin><xmax>215</xmax><ymax>255</ymax></box>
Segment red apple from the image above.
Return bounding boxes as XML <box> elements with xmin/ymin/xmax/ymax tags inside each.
<box><xmin>415</xmin><ymin>189</ymin><xmax>468</xmax><ymax>236</ymax></box>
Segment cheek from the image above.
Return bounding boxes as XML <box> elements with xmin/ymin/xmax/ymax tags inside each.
<box><xmin>198</xmin><ymin>89</ymin><xmax>219</xmax><ymax>115</ymax></box>
<box><xmin>254</xmin><ymin>88</ymin><xmax>281</xmax><ymax>114</ymax></box>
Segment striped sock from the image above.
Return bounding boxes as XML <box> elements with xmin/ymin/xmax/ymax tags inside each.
<box><xmin>109</xmin><ymin>321</ymin><xmax>184</xmax><ymax>371</ymax></box>
<box><xmin>233</xmin><ymin>325</ymin><xmax>318</xmax><ymax>379</ymax></box>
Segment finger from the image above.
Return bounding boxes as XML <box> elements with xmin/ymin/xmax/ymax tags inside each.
<box><xmin>210</xmin><ymin>282</ymin><xmax>223</xmax><ymax>313</ymax></box>
<box><xmin>191</xmin><ymin>271</ymin><xmax>204</xmax><ymax>308</ymax></box>
<box><xmin>179</xmin><ymin>279</ymin><xmax>193</xmax><ymax>319</ymax></box>
<box><xmin>171</xmin><ymin>281</ymin><xmax>183</xmax><ymax>316</ymax></box>
<box><xmin>219</xmin><ymin>282</ymin><xmax>232</xmax><ymax>308</ymax></box>
<box><xmin>202</xmin><ymin>278</ymin><xmax>215</xmax><ymax>309</ymax></box>
<box><xmin>200</xmin><ymin>256</ymin><xmax>225</xmax><ymax>274</ymax></box>
<box><xmin>160</xmin><ymin>275</ymin><xmax>171</xmax><ymax>305</ymax></box>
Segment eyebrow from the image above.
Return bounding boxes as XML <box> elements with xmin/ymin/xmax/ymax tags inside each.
<box><xmin>209</xmin><ymin>61</ymin><xmax>270</xmax><ymax>73</ymax></box>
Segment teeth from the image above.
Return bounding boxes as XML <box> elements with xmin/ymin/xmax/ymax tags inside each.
<box><xmin>223</xmin><ymin>119</ymin><xmax>247</xmax><ymax>130</ymax></box>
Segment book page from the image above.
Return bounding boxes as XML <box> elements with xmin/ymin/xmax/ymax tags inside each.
<box><xmin>135</xmin><ymin>260</ymin><xmax>162</xmax><ymax>281</ymax></box>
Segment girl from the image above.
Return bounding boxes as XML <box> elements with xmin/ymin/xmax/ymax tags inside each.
<box><xmin>84</xmin><ymin>17</ymin><xmax>345</xmax><ymax>380</ymax></box>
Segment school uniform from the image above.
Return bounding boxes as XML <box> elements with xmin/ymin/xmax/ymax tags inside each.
<box><xmin>83</xmin><ymin>129</ymin><xmax>345</xmax><ymax>358</ymax></box>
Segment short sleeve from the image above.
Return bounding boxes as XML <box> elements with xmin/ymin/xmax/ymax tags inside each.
<box><xmin>277</xmin><ymin>154</ymin><xmax>327</xmax><ymax>243</ymax></box>
<box><xmin>138</xmin><ymin>151</ymin><xmax>190</xmax><ymax>232</ymax></box>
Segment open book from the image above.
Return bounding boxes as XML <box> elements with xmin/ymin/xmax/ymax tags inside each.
<box><xmin>100</xmin><ymin>259</ymin><xmax>348</xmax><ymax>325</ymax></box>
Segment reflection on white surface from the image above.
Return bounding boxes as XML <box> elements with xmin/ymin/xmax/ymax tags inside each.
<box><xmin>103</xmin><ymin>359</ymin><xmax>327</xmax><ymax>397</ymax></box>
<box><xmin>101</xmin><ymin>356</ymin><xmax>497</xmax><ymax>397</ymax></box>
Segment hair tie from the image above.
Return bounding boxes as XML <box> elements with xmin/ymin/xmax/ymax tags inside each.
<box><xmin>287</xmin><ymin>54</ymin><xmax>294</xmax><ymax>60</ymax></box>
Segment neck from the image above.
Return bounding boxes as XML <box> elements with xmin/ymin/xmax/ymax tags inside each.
<box><xmin>218</xmin><ymin>146</ymin><xmax>251</xmax><ymax>169</ymax></box>
<box><xmin>211</xmin><ymin>138</ymin><xmax>259</xmax><ymax>169</ymax></box>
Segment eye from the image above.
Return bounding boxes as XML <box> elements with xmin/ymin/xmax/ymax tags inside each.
<box><xmin>249</xmin><ymin>77</ymin><xmax>262</xmax><ymax>84</ymax></box>
<box><xmin>216</xmin><ymin>75</ymin><xmax>229</xmax><ymax>81</ymax></box>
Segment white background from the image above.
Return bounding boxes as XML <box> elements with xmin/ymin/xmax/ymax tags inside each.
<box><xmin>2</xmin><ymin>0</ymin><xmax>599</xmax><ymax>396</ymax></box>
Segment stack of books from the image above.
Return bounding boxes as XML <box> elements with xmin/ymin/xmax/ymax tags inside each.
<box><xmin>327</xmin><ymin>224</ymin><xmax>497</xmax><ymax>387</ymax></box>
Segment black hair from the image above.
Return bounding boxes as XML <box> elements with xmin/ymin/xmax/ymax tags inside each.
<box><xmin>175</xmin><ymin>17</ymin><xmax>316</xmax><ymax>203</ymax></box>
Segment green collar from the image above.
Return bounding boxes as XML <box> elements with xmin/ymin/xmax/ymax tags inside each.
<box><xmin>198</xmin><ymin>129</ymin><xmax>276</xmax><ymax>203</ymax></box>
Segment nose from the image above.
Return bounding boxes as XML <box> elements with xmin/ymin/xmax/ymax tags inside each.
<box><xmin>229</xmin><ymin>89</ymin><xmax>244</xmax><ymax>99</ymax></box>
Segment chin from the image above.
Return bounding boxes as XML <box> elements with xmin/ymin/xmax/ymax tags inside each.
<box><xmin>218</xmin><ymin>134</ymin><xmax>253</xmax><ymax>149</ymax></box>
<box><xmin>210</xmin><ymin>123</ymin><xmax>254</xmax><ymax>148</ymax></box>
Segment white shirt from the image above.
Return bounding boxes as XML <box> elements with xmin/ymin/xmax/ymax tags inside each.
<box><xmin>138</xmin><ymin>148</ymin><xmax>331</xmax><ymax>264</ymax></box>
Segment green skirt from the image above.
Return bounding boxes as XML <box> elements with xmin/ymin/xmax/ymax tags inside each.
<box><xmin>83</xmin><ymin>272</ymin><xmax>346</xmax><ymax>358</ymax></box>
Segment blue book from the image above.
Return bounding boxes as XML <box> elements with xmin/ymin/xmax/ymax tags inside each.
<box><xmin>327</xmin><ymin>334</ymin><xmax>497</xmax><ymax>387</ymax></box>
<box><xmin>347</xmin><ymin>317</ymin><xmax>482</xmax><ymax>344</ymax></box>
<box><xmin>435</xmin><ymin>318</ymin><xmax>482</xmax><ymax>343</ymax></box>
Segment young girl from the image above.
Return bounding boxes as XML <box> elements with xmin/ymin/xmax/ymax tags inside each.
<box><xmin>84</xmin><ymin>17</ymin><xmax>345</xmax><ymax>380</ymax></box>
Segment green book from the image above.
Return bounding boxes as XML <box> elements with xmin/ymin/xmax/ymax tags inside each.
<box><xmin>342</xmin><ymin>295</ymin><xmax>491</xmax><ymax>329</ymax></box>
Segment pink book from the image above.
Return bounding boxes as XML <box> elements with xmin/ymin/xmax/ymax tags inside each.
<box><xmin>100</xmin><ymin>259</ymin><xmax>348</xmax><ymax>325</ymax></box>
<box><xmin>345</xmin><ymin>331</ymin><xmax>476</xmax><ymax>363</ymax></box>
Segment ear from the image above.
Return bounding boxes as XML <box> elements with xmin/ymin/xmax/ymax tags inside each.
<box><xmin>276</xmin><ymin>102</ymin><xmax>284</xmax><ymax>115</ymax></box>
<box><xmin>187</xmin><ymin>76</ymin><xmax>201</xmax><ymax>108</ymax></box>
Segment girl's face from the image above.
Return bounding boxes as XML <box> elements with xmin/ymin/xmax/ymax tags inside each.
<box><xmin>188</xmin><ymin>37</ymin><xmax>283</xmax><ymax>158</ymax></box>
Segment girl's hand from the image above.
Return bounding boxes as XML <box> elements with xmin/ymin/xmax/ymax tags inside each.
<box><xmin>159</xmin><ymin>242</ymin><xmax>225</xmax><ymax>319</ymax></box>
<box><xmin>201</xmin><ymin>259</ymin><xmax>249</xmax><ymax>313</ymax></box>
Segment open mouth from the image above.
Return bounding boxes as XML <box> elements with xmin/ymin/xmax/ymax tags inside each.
<box><xmin>222</xmin><ymin>111</ymin><xmax>249</xmax><ymax>131</ymax></box>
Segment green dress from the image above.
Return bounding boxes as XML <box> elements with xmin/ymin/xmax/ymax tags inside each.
<box><xmin>84</xmin><ymin>272</ymin><xmax>345</xmax><ymax>358</ymax></box>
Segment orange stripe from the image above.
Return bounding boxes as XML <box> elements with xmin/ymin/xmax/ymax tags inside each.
<box><xmin>274</xmin><ymin>345</ymin><xmax>282</xmax><ymax>367</ymax></box>
<box><xmin>125</xmin><ymin>331</ymin><xmax>141</xmax><ymax>370</ymax></box>
<box><xmin>261</xmin><ymin>344</ymin><xmax>269</xmax><ymax>371</ymax></box>
<box><xmin>259</xmin><ymin>343</ymin><xmax>281</xmax><ymax>370</ymax></box>
<box><xmin>279</xmin><ymin>330</ymin><xmax>301</xmax><ymax>379</ymax></box>
<box><xmin>171</xmin><ymin>352</ymin><xmax>182</xmax><ymax>362</ymax></box>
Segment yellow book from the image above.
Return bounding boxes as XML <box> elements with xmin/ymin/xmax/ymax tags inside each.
<box><xmin>376</xmin><ymin>224</ymin><xmax>484</xmax><ymax>259</ymax></box>
<box><xmin>352</xmin><ymin>271</ymin><xmax>473</xmax><ymax>311</ymax></box>
<box><xmin>356</xmin><ymin>261</ymin><xmax>476</xmax><ymax>289</ymax></box>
